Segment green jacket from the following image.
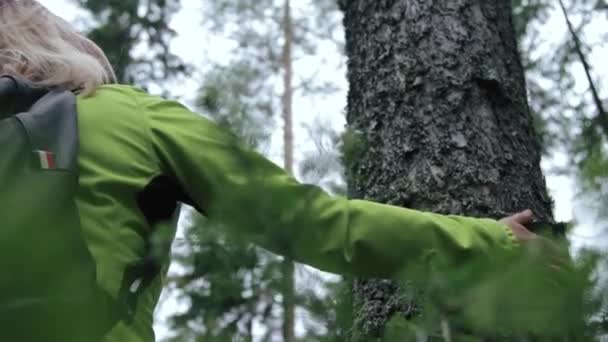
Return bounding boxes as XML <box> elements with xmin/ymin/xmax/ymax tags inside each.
<box><xmin>75</xmin><ymin>85</ymin><xmax>518</xmax><ymax>341</ymax></box>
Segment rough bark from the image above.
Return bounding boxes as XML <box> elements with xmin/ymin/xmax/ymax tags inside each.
<box><xmin>281</xmin><ymin>0</ymin><xmax>296</xmax><ymax>340</ymax></box>
<box><xmin>339</xmin><ymin>0</ymin><xmax>553</xmax><ymax>338</ymax></box>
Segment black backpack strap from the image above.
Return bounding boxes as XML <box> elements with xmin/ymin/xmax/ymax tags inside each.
<box><xmin>0</xmin><ymin>75</ymin><xmax>78</xmax><ymax>173</ymax></box>
<box><xmin>15</xmin><ymin>89</ymin><xmax>79</xmax><ymax>172</ymax></box>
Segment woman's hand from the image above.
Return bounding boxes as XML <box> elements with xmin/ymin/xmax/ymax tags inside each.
<box><xmin>500</xmin><ymin>209</ymin><xmax>538</xmax><ymax>241</ymax></box>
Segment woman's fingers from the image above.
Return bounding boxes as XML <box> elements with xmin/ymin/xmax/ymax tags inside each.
<box><xmin>510</xmin><ymin>209</ymin><xmax>534</xmax><ymax>224</ymax></box>
<box><xmin>500</xmin><ymin>209</ymin><xmax>538</xmax><ymax>241</ymax></box>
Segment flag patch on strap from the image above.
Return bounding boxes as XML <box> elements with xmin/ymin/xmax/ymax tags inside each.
<box><xmin>34</xmin><ymin>150</ymin><xmax>56</xmax><ymax>169</ymax></box>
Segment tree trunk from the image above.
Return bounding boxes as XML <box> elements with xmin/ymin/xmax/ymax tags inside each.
<box><xmin>246</xmin><ymin>316</ymin><xmax>253</xmax><ymax>342</ymax></box>
<box><xmin>339</xmin><ymin>0</ymin><xmax>553</xmax><ymax>338</ymax></box>
<box><xmin>281</xmin><ymin>0</ymin><xmax>296</xmax><ymax>341</ymax></box>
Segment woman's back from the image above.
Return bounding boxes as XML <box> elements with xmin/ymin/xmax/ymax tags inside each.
<box><xmin>77</xmin><ymin>85</ymin><xmax>175</xmax><ymax>342</ymax></box>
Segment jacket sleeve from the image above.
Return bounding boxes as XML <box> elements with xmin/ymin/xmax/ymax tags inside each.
<box><xmin>138</xmin><ymin>92</ymin><xmax>520</xmax><ymax>279</ymax></box>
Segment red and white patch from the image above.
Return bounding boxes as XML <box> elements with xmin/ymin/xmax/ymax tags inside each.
<box><xmin>35</xmin><ymin>150</ymin><xmax>56</xmax><ymax>169</ymax></box>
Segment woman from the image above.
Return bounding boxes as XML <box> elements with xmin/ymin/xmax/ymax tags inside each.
<box><xmin>0</xmin><ymin>1</ymin><xmax>537</xmax><ymax>341</ymax></box>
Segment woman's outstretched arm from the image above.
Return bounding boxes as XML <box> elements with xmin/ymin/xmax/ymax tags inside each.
<box><xmin>139</xmin><ymin>91</ymin><xmax>520</xmax><ymax>279</ymax></box>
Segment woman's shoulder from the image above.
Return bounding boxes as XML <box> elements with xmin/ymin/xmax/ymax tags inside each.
<box><xmin>75</xmin><ymin>84</ymin><xmax>153</xmax><ymax>125</ymax></box>
<box><xmin>77</xmin><ymin>84</ymin><xmax>164</xmax><ymax>115</ymax></box>
<box><xmin>83</xmin><ymin>84</ymin><xmax>190</xmax><ymax>110</ymax></box>
<box><xmin>76</xmin><ymin>83</ymin><xmax>199</xmax><ymax>127</ymax></box>
<box><xmin>81</xmin><ymin>84</ymin><xmax>149</xmax><ymax>102</ymax></box>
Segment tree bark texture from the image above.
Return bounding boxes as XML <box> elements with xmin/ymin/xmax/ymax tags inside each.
<box><xmin>340</xmin><ymin>0</ymin><xmax>553</xmax><ymax>338</ymax></box>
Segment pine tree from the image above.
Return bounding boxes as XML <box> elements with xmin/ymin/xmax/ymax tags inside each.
<box><xmin>167</xmin><ymin>62</ymin><xmax>282</xmax><ymax>341</ymax></box>
<box><xmin>74</xmin><ymin>0</ymin><xmax>187</xmax><ymax>88</ymax></box>
<box><xmin>165</xmin><ymin>1</ymin><xmax>346</xmax><ymax>339</ymax></box>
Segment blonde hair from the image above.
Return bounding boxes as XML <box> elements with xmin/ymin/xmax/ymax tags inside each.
<box><xmin>0</xmin><ymin>0</ymin><xmax>116</xmax><ymax>95</ymax></box>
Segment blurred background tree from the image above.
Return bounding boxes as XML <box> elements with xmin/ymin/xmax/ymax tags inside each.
<box><xmin>74</xmin><ymin>0</ymin><xmax>188</xmax><ymax>89</ymax></box>
<box><xmin>158</xmin><ymin>0</ymin><xmax>349</xmax><ymax>341</ymax></box>
<box><xmin>515</xmin><ymin>0</ymin><xmax>607</xmax><ymax>237</ymax></box>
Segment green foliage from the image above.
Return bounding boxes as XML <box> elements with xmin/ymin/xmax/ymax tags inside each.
<box><xmin>284</xmin><ymin>271</ymin><xmax>354</xmax><ymax>341</ymax></box>
<box><xmin>168</xmin><ymin>212</ymin><xmax>283</xmax><ymax>341</ymax></box>
<box><xmin>167</xmin><ymin>66</ymin><xmax>283</xmax><ymax>338</ymax></box>
<box><xmin>74</xmin><ymin>0</ymin><xmax>188</xmax><ymax>88</ymax></box>
<box><xmin>373</xmin><ymin>237</ymin><xmax>597</xmax><ymax>340</ymax></box>
<box><xmin>196</xmin><ymin>62</ymin><xmax>274</xmax><ymax>150</ymax></box>
<box><xmin>512</xmin><ymin>0</ymin><xmax>550</xmax><ymax>41</ymax></box>
<box><xmin>299</xmin><ymin>118</ymin><xmax>346</xmax><ymax>195</ymax></box>
<box><xmin>577</xmin><ymin>141</ymin><xmax>608</xmax><ymax>220</ymax></box>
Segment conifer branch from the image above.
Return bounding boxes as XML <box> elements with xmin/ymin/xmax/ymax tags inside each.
<box><xmin>558</xmin><ymin>0</ymin><xmax>608</xmax><ymax>138</ymax></box>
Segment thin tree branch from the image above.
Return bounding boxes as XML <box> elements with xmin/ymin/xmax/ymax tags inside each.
<box><xmin>558</xmin><ymin>0</ymin><xmax>608</xmax><ymax>138</ymax></box>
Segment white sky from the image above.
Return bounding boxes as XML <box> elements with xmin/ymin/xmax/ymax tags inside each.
<box><xmin>42</xmin><ymin>0</ymin><xmax>607</xmax><ymax>340</ymax></box>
